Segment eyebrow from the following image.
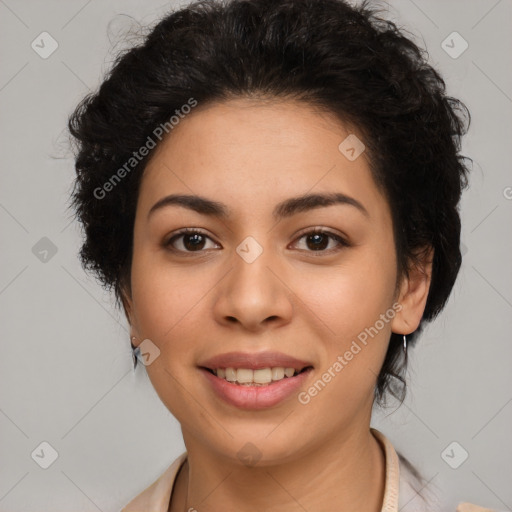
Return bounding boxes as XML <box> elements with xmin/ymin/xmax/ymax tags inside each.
<box><xmin>147</xmin><ymin>192</ymin><xmax>369</xmax><ymax>220</ymax></box>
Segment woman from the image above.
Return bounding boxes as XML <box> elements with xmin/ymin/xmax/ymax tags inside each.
<box><xmin>68</xmin><ymin>0</ymin><xmax>489</xmax><ymax>510</ymax></box>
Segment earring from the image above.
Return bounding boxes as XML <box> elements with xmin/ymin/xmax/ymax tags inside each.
<box><xmin>131</xmin><ymin>336</ymin><xmax>139</xmax><ymax>370</ymax></box>
<box><xmin>403</xmin><ymin>334</ymin><xmax>407</xmax><ymax>355</ymax></box>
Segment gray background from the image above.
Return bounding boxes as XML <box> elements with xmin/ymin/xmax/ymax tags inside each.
<box><xmin>0</xmin><ymin>0</ymin><xmax>511</xmax><ymax>511</ymax></box>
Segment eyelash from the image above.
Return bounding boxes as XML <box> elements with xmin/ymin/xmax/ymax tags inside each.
<box><xmin>164</xmin><ymin>228</ymin><xmax>350</xmax><ymax>255</ymax></box>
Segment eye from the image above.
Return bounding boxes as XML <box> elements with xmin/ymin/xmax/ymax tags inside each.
<box><xmin>164</xmin><ymin>229</ymin><xmax>220</xmax><ymax>252</ymax></box>
<box><xmin>292</xmin><ymin>229</ymin><xmax>349</xmax><ymax>253</ymax></box>
<box><xmin>164</xmin><ymin>228</ymin><xmax>348</xmax><ymax>254</ymax></box>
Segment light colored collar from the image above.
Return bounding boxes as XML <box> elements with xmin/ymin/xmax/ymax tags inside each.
<box><xmin>120</xmin><ymin>428</ymin><xmax>491</xmax><ymax>512</ymax></box>
<box><xmin>371</xmin><ymin>428</ymin><xmax>401</xmax><ymax>511</ymax></box>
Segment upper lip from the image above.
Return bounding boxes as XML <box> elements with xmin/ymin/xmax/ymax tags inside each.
<box><xmin>199</xmin><ymin>351</ymin><xmax>313</xmax><ymax>371</ymax></box>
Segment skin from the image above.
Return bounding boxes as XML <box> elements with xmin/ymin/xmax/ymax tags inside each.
<box><xmin>123</xmin><ymin>98</ymin><xmax>432</xmax><ymax>512</ymax></box>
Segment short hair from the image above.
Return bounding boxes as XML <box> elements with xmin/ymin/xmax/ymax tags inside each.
<box><xmin>68</xmin><ymin>0</ymin><xmax>471</xmax><ymax>405</ymax></box>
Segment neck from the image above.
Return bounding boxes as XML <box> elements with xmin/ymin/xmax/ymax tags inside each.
<box><xmin>170</xmin><ymin>426</ymin><xmax>386</xmax><ymax>512</ymax></box>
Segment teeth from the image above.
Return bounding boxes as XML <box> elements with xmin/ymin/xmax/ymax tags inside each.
<box><xmin>271</xmin><ymin>367</ymin><xmax>284</xmax><ymax>380</ymax></box>
<box><xmin>213</xmin><ymin>367</ymin><xmax>301</xmax><ymax>385</ymax></box>
<box><xmin>254</xmin><ymin>368</ymin><xmax>272</xmax><ymax>384</ymax></box>
<box><xmin>236</xmin><ymin>368</ymin><xmax>253</xmax><ymax>383</ymax></box>
<box><xmin>284</xmin><ymin>367</ymin><xmax>295</xmax><ymax>378</ymax></box>
<box><xmin>225</xmin><ymin>368</ymin><xmax>237</xmax><ymax>382</ymax></box>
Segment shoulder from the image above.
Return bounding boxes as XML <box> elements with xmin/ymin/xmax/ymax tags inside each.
<box><xmin>120</xmin><ymin>452</ymin><xmax>187</xmax><ymax>512</ymax></box>
<box><xmin>372</xmin><ymin>428</ymin><xmax>497</xmax><ymax>512</ymax></box>
<box><xmin>397</xmin><ymin>451</ymin><xmax>442</xmax><ymax>512</ymax></box>
<box><xmin>456</xmin><ymin>504</ymin><xmax>499</xmax><ymax>512</ymax></box>
<box><xmin>397</xmin><ymin>450</ymin><xmax>497</xmax><ymax>512</ymax></box>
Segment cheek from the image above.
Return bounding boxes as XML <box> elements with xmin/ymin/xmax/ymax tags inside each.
<box><xmin>297</xmin><ymin>255</ymin><xmax>397</xmax><ymax>338</ymax></box>
<box><xmin>292</xmin><ymin>269</ymin><xmax>395</xmax><ymax>418</ymax></box>
<box><xmin>289</xmin><ymin>247</ymin><xmax>397</xmax><ymax>399</ymax></box>
<box><xmin>130</xmin><ymin>251</ymin><xmax>216</xmax><ymax>348</ymax></box>
<box><xmin>129</xmin><ymin>256</ymin><xmax>212</xmax><ymax>416</ymax></box>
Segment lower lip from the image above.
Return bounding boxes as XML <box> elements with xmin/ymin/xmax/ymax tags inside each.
<box><xmin>200</xmin><ymin>368</ymin><xmax>312</xmax><ymax>410</ymax></box>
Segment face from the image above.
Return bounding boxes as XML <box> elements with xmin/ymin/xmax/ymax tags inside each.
<box><xmin>125</xmin><ymin>98</ymin><xmax>429</xmax><ymax>465</ymax></box>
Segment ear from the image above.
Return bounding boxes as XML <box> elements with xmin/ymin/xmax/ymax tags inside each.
<box><xmin>391</xmin><ymin>246</ymin><xmax>434</xmax><ymax>335</ymax></box>
<box><xmin>119</xmin><ymin>279</ymin><xmax>133</xmax><ymax>321</ymax></box>
<box><xmin>120</xmin><ymin>283</ymin><xmax>140</xmax><ymax>347</ymax></box>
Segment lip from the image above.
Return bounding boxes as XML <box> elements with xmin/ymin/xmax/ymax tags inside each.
<box><xmin>198</xmin><ymin>351</ymin><xmax>314</xmax><ymax>410</ymax></box>
<box><xmin>200</xmin><ymin>366</ymin><xmax>313</xmax><ymax>410</ymax></box>
<box><xmin>198</xmin><ymin>351</ymin><xmax>313</xmax><ymax>371</ymax></box>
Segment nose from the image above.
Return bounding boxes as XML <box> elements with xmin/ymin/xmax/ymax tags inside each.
<box><xmin>212</xmin><ymin>246</ymin><xmax>293</xmax><ymax>333</ymax></box>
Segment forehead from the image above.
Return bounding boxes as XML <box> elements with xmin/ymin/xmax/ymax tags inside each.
<box><xmin>138</xmin><ymin>98</ymin><xmax>388</xmax><ymax>221</ymax></box>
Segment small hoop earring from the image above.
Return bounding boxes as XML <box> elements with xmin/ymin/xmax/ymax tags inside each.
<box><xmin>403</xmin><ymin>334</ymin><xmax>407</xmax><ymax>355</ymax></box>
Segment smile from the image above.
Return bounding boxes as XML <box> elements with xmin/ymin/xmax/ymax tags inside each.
<box><xmin>206</xmin><ymin>366</ymin><xmax>310</xmax><ymax>385</ymax></box>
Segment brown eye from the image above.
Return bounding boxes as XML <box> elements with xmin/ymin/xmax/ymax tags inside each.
<box><xmin>293</xmin><ymin>229</ymin><xmax>348</xmax><ymax>253</ymax></box>
<box><xmin>305</xmin><ymin>232</ymin><xmax>329</xmax><ymax>250</ymax></box>
<box><xmin>165</xmin><ymin>229</ymin><xmax>219</xmax><ymax>252</ymax></box>
<box><xmin>182</xmin><ymin>233</ymin><xmax>206</xmax><ymax>250</ymax></box>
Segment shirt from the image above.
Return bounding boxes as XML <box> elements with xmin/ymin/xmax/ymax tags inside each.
<box><xmin>120</xmin><ymin>428</ymin><xmax>495</xmax><ymax>512</ymax></box>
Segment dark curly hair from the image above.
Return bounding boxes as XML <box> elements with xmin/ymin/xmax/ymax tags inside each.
<box><xmin>68</xmin><ymin>0</ymin><xmax>471</xmax><ymax>406</ymax></box>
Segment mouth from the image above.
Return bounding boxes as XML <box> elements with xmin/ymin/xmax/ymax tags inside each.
<box><xmin>198</xmin><ymin>351</ymin><xmax>314</xmax><ymax>409</ymax></box>
<box><xmin>201</xmin><ymin>365</ymin><xmax>313</xmax><ymax>386</ymax></box>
